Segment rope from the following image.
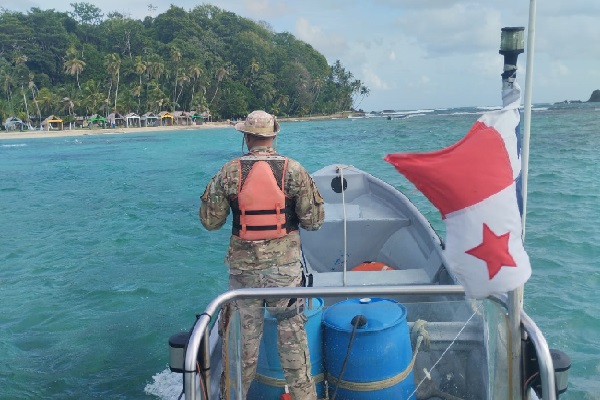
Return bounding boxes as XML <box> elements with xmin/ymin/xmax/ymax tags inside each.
<box><xmin>326</xmin><ymin>319</ymin><xmax>428</xmax><ymax>393</ymax></box>
<box><xmin>254</xmin><ymin>372</ymin><xmax>325</xmax><ymax>388</ymax></box>
<box><xmin>407</xmin><ymin>305</ymin><xmax>482</xmax><ymax>400</ymax></box>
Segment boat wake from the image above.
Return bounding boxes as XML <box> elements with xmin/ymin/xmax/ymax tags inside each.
<box><xmin>144</xmin><ymin>368</ymin><xmax>183</xmax><ymax>400</ymax></box>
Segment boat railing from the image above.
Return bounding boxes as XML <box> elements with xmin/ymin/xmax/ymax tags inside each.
<box><xmin>184</xmin><ymin>285</ymin><xmax>556</xmax><ymax>400</ymax></box>
<box><xmin>492</xmin><ymin>294</ymin><xmax>557</xmax><ymax>400</ymax></box>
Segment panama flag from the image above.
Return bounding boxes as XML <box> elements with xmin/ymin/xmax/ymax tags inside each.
<box><xmin>384</xmin><ymin>84</ymin><xmax>531</xmax><ymax>299</ymax></box>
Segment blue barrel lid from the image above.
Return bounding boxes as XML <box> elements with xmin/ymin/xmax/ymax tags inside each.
<box><xmin>322</xmin><ymin>297</ymin><xmax>406</xmax><ymax>332</ymax></box>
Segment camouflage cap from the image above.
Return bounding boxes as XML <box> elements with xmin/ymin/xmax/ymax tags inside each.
<box><xmin>235</xmin><ymin>110</ymin><xmax>281</xmax><ymax>137</ymax></box>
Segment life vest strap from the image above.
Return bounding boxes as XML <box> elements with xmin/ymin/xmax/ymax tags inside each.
<box><xmin>240</xmin><ymin>224</ymin><xmax>289</xmax><ymax>231</ymax></box>
<box><xmin>232</xmin><ymin>208</ymin><xmax>291</xmax><ymax>216</ymax></box>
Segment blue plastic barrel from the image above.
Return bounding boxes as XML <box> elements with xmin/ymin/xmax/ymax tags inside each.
<box><xmin>247</xmin><ymin>298</ymin><xmax>324</xmax><ymax>400</ymax></box>
<box><xmin>322</xmin><ymin>297</ymin><xmax>416</xmax><ymax>400</ymax></box>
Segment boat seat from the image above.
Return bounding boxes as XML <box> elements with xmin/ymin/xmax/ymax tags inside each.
<box><xmin>308</xmin><ymin>269</ymin><xmax>431</xmax><ymax>287</ymax></box>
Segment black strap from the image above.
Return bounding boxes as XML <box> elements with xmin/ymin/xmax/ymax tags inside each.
<box><xmin>232</xmin><ymin>208</ymin><xmax>291</xmax><ymax>216</ymax></box>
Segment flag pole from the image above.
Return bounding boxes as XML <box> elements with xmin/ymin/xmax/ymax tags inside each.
<box><xmin>499</xmin><ymin>25</ymin><xmax>525</xmax><ymax>398</ymax></box>
<box><xmin>504</xmin><ymin>1</ymin><xmax>536</xmax><ymax>398</ymax></box>
<box><xmin>521</xmin><ymin>0</ymin><xmax>537</xmax><ymax>238</ymax></box>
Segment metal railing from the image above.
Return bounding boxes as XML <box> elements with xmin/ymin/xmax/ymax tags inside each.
<box><xmin>184</xmin><ymin>285</ymin><xmax>556</xmax><ymax>400</ymax></box>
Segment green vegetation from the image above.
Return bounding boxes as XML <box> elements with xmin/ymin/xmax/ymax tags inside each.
<box><xmin>0</xmin><ymin>3</ymin><xmax>369</xmax><ymax>126</ymax></box>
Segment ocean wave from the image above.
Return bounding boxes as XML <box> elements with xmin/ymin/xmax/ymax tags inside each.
<box><xmin>1</xmin><ymin>143</ymin><xmax>27</xmax><ymax>148</ymax></box>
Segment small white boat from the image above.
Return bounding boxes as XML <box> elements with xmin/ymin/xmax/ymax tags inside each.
<box><xmin>168</xmin><ymin>163</ymin><xmax>569</xmax><ymax>400</ymax></box>
<box><xmin>169</xmin><ymin>9</ymin><xmax>571</xmax><ymax>399</ymax></box>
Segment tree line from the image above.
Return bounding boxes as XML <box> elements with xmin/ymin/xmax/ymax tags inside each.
<box><xmin>0</xmin><ymin>3</ymin><xmax>370</xmax><ymax>126</ymax></box>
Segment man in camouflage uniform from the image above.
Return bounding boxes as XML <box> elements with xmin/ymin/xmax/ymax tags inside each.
<box><xmin>200</xmin><ymin>110</ymin><xmax>324</xmax><ymax>400</ymax></box>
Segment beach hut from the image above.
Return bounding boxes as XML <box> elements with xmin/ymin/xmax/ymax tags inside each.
<box><xmin>141</xmin><ymin>112</ymin><xmax>158</xmax><ymax>127</ymax></box>
<box><xmin>172</xmin><ymin>111</ymin><xmax>192</xmax><ymax>126</ymax></box>
<box><xmin>190</xmin><ymin>112</ymin><xmax>203</xmax><ymax>125</ymax></box>
<box><xmin>191</xmin><ymin>111</ymin><xmax>211</xmax><ymax>125</ymax></box>
<box><xmin>88</xmin><ymin>114</ymin><xmax>106</xmax><ymax>129</ymax></box>
<box><xmin>75</xmin><ymin>115</ymin><xmax>88</xmax><ymax>129</ymax></box>
<box><xmin>125</xmin><ymin>113</ymin><xmax>141</xmax><ymax>128</ymax></box>
<box><xmin>42</xmin><ymin>115</ymin><xmax>64</xmax><ymax>131</ymax></box>
<box><xmin>158</xmin><ymin>111</ymin><xmax>174</xmax><ymax>126</ymax></box>
<box><xmin>107</xmin><ymin>112</ymin><xmax>124</xmax><ymax>128</ymax></box>
<box><xmin>3</xmin><ymin>117</ymin><xmax>25</xmax><ymax>131</ymax></box>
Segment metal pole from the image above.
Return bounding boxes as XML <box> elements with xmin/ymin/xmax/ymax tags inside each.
<box><xmin>521</xmin><ymin>0</ymin><xmax>537</xmax><ymax>237</ymax></box>
<box><xmin>508</xmin><ymin>2</ymin><xmax>537</xmax><ymax>399</ymax></box>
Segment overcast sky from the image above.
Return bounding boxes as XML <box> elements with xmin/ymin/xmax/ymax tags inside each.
<box><xmin>3</xmin><ymin>0</ymin><xmax>599</xmax><ymax>111</ymax></box>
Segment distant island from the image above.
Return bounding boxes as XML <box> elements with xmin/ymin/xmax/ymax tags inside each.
<box><xmin>588</xmin><ymin>90</ymin><xmax>600</xmax><ymax>102</ymax></box>
<box><xmin>554</xmin><ymin>89</ymin><xmax>600</xmax><ymax>105</ymax></box>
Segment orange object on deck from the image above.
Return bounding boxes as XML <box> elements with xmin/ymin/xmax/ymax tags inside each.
<box><xmin>352</xmin><ymin>261</ymin><xmax>394</xmax><ymax>271</ymax></box>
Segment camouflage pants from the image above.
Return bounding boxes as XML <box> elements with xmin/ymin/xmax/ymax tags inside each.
<box><xmin>220</xmin><ymin>263</ymin><xmax>317</xmax><ymax>400</ymax></box>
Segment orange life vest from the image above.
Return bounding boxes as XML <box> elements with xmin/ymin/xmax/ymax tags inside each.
<box><xmin>230</xmin><ymin>154</ymin><xmax>298</xmax><ymax>240</ymax></box>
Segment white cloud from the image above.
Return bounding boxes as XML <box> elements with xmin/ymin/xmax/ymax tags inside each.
<box><xmin>388</xmin><ymin>51</ymin><xmax>396</xmax><ymax>61</ymax></box>
<box><xmin>552</xmin><ymin>62</ymin><xmax>570</xmax><ymax>77</ymax></box>
<box><xmin>362</xmin><ymin>69</ymin><xmax>390</xmax><ymax>91</ymax></box>
<box><xmin>1</xmin><ymin>0</ymin><xmax>39</xmax><ymax>12</ymax></box>
<box><xmin>239</xmin><ymin>0</ymin><xmax>291</xmax><ymax>20</ymax></box>
<box><xmin>396</xmin><ymin>3</ymin><xmax>502</xmax><ymax>56</ymax></box>
<box><xmin>294</xmin><ymin>17</ymin><xmax>349</xmax><ymax>62</ymax></box>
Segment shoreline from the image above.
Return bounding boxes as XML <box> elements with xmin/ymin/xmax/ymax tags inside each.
<box><xmin>0</xmin><ymin>113</ymin><xmax>350</xmax><ymax>140</ymax></box>
<box><xmin>0</xmin><ymin>122</ymin><xmax>231</xmax><ymax>140</ymax></box>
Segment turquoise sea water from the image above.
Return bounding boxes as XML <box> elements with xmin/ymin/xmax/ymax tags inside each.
<box><xmin>1</xmin><ymin>104</ymin><xmax>599</xmax><ymax>399</ymax></box>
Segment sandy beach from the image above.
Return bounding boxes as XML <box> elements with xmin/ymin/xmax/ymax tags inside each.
<box><xmin>0</xmin><ymin>113</ymin><xmax>353</xmax><ymax>141</ymax></box>
<box><xmin>0</xmin><ymin>122</ymin><xmax>233</xmax><ymax>140</ymax></box>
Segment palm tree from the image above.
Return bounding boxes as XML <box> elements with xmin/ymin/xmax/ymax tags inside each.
<box><xmin>13</xmin><ymin>54</ymin><xmax>28</xmax><ymax>66</ymax></box>
<box><xmin>104</xmin><ymin>53</ymin><xmax>122</xmax><ymax>111</ymax></box>
<box><xmin>354</xmin><ymin>85</ymin><xmax>370</xmax><ymax>110</ymax></box>
<box><xmin>309</xmin><ymin>76</ymin><xmax>325</xmax><ymax>115</ymax></box>
<box><xmin>175</xmin><ymin>68</ymin><xmax>190</xmax><ymax>108</ymax></box>
<box><xmin>134</xmin><ymin>56</ymin><xmax>147</xmax><ymax>112</ymax></box>
<box><xmin>210</xmin><ymin>66</ymin><xmax>227</xmax><ymax>105</ymax></box>
<box><xmin>170</xmin><ymin>47</ymin><xmax>182</xmax><ymax>103</ymax></box>
<box><xmin>1</xmin><ymin>65</ymin><xmax>15</xmax><ymax>104</ymax></box>
<box><xmin>36</xmin><ymin>87</ymin><xmax>56</xmax><ymax>116</ymax></box>
<box><xmin>262</xmin><ymin>88</ymin><xmax>276</xmax><ymax>111</ymax></box>
<box><xmin>28</xmin><ymin>74</ymin><xmax>42</xmax><ymax>126</ymax></box>
<box><xmin>248</xmin><ymin>60</ymin><xmax>259</xmax><ymax>88</ymax></box>
<box><xmin>81</xmin><ymin>80</ymin><xmax>105</xmax><ymax>115</ymax></box>
<box><xmin>64</xmin><ymin>57</ymin><xmax>86</xmax><ymax>91</ymax></box>
<box><xmin>61</xmin><ymin>97</ymin><xmax>74</xmax><ymax>117</ymax></box>
<box><xmin>189</xmin><ymin>64</ymin><xmax>203</xmax><ymax>108</ymax></box>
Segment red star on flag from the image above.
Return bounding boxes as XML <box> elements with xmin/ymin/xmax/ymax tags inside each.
<box><xmin>465</xmin><ymin>223</ymin><xmax>517</xmax><ymax>279</ymax></box>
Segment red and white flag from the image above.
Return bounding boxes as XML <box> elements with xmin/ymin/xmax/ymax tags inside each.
<box><xmin>384</xmin><ymin>86</ymin><xmax>530</xmax><ymax>298</ymax></box>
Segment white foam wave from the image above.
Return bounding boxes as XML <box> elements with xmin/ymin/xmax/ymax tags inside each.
<box><xmin>144</xmin><ymin>368</ymin><xmax>183</xmax><ymax>400</ymax></box>
<box><xmin>440</xmin><ymin>111</ymin><xmax>484</xmax><ymax>116</ymax></box>
<box><xmin>476</xmin><ymin>105</ymin><xmax>502</xmax><ymax>111</ymax></box>
<box><xmin>1</xmin><ymin>143</ymin><xmax>27</xmax><ymax>148</ymax></box>
<box><xmin>382</xmin><ymin>109</ymin><xmax>434</xmax><ymax>115</ymax></box>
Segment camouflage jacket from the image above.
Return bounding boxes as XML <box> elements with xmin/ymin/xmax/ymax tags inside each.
<box><xmin>200</xmin><ymin>146</ymin><xmax>325</xmax><ymax>270</ymax></box>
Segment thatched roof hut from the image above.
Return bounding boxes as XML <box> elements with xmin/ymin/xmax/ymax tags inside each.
<box><xmin>141</xmin><ymin>112</ymin><xmax>158</xmax><ymax>127</ymax></box>
<box><xmin>125</xmin><ymin>113</ymin><xmax>141</xmax><ymax>128</ymax></box>
<box><xmin>107</xmin><ymin>112</ymin><xmax>124</xmax><ymax>127</ymax></box>
<box><xmin>42</xmin><ymin>115</ymin><xmax>63</xmax><ymax>131</ymax></box>
<box><xmin>3</xmin><ymin>117</ymin><xmax>25</xmax><ymax>131</ymax></box>
<box><xmin>172</xmin><ymin>111</ymin><xmax>192</xmax><ymax>126</ymax></box>
<box><xmin>158</xmin><ymin>111</ymin><xmax>174</xmax><ymax>126</ymax></box>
